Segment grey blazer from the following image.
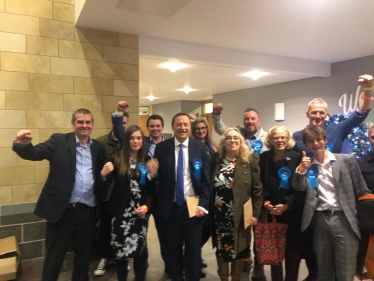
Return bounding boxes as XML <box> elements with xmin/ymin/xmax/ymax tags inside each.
<box><xmin>292</xmin><ymin>153</ymin><xmax>370</xmax><ymax>238</ymax></box>
<box><xmin>211</xmin><ymin>113</ymin><xmax>268</xmax><ymax>153</ymax></box>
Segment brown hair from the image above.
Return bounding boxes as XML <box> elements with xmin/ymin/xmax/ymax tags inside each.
<box><xmin>301</xmin><ymin>125</ymin><xmax>327</xmax><ymax>145</ymax></box>
<box><xmin>191</xmin><ymin>117</ymin><xmax>218</xmax><ymax>152</ymax></box>
<box><xmin>116</xmin><ymin>125</ymin><xmax>145</xmax><ymax>176</ymax></box>
<box><xmin>71</xmin><ymin>108</ymin><xmax>93</xmax><ymax>123</ymax></box>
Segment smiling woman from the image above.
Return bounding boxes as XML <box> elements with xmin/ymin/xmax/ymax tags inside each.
<box><xmin>210</xmin><ymin>127</ymin><xmax>263</xmax><ymax>281</ymax></box>
<box><xmin>100</xmin><ymin>125</ymin><xmax>156</xmax><ymax>281</ymax></box>
<box><xmin>259</xmin><ymin>126</ymin><xmax>303</xmax><ymax>281</ymax></box>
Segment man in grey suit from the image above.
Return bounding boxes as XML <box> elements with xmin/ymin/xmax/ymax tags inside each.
<box><xmin>212</xmin><ymin>103</ymin><xmax>268</xmax><ymax>153</ymax></box>
<box><xmin>293</xmin><ymin>125</ymin><xmax>371</xmax><ymax>281</ymax></box>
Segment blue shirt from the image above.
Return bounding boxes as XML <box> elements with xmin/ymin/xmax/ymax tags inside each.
<box><xmin>293</xmin><ymin>110</ymin><xmax>370</xmax><ymax>158</ymax></box>
<box><xmin>70</xmin><ymin>136</ymin><xmax>95</xmax><ymax>207</ymax></box>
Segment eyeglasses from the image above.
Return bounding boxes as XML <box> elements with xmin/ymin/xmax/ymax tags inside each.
<box><xmin>195</xmin><ymin>127</ymin><xmax>207</xmax><ymax>132</ymax></box>
<box><xmin>272</xmin><ymin>136</ymin><xmax>287</xmax><ymax>141</ymax></box>
<box><xmin>225</xmin><ymin>136</ymin><xmax>240</xmax><ymax>141</ymax></box>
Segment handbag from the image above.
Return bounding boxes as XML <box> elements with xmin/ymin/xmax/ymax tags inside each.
<box><xmin>253</xmin><ymin>212</ymin><xmax>288</xmax><ymax>265</ymax></box>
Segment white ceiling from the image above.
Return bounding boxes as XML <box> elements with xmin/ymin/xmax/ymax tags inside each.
<box><xmin>77</xmin><ymin>0</ymin><xmax>374</xmax><ymax>106</ymax></box>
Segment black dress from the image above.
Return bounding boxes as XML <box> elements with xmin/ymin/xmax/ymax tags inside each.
<box><xmin>259</xmin><ymin>149</ymin><xmax>303</xmax><ymax>281</ymax></box>
<box><xmin>111</xmin><ymin>159</ymin><xmax>149</xmax><ymax>260</ymax></box>
<box><xmin>213</xmin><ymin>158</ymin><xmax>237</xmax><ymax>262</ymax></box>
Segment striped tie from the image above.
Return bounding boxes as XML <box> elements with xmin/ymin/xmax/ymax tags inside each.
<box><xmin>148</xmin><ymin>142</ymin><xmax>155</xmax><ymax>157</ymax></box>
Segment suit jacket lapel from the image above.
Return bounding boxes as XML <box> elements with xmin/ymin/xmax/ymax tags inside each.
<box><xmin>90</xmin><ymin>139</ymin><xmax>98</xmax><ymax>175</ymax></box>
<box><xmin>188</xmin><ymin>138</ymin><xmax>195</xmax><ymax>176</ymax></box>
<box><xmin>170</xmin><ymin>138</ymin><xmax>176</xmax><ymax>183</ymax></box>
<box><xmin>233</xmin><ymin>158</ymin><xmax>245</xmax><ymax>183</ymax></box>
<box><xmin>331</xmin><ymin>156</ymin><xmax>340</xmax><ymax>196</ymax></box>
<box><xmin>68</xmin><ymin>133</ymin><xmax>76</xmax><ymax>175</ymax></box>
<box><xmin>232</xmin><ymin>158</ymin><xmax>245</xmax><ymax>198</ymax></box>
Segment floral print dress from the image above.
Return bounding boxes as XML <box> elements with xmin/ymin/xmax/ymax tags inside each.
<box><xmin>214</xmin><ymin>158</ymin><xmax>236</xmax><ymax>262</ymax></box>
<box><xmin>111</xmin><ymin>159</ymin><xmax>149</xmax><ymax>260</ymax></box>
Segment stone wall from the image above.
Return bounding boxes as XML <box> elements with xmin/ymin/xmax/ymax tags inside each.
<box><xmin>0</xmin><ymin>0</ymin><xmax>139</xmax><ymax>260</ymax></box>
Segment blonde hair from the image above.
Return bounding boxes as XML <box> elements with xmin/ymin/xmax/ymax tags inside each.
<box><xmin>218</xmin><ymin>128</ymin><xmax>250</xmax><ymax>163</ymax></box>
<box><xmin>264</xmin><ymin>126</ymin><xmax>295</xmax><ymax>149</ymax></box>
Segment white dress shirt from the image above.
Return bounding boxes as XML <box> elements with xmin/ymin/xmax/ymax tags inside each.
<box><xmin>313</xmin><ymin>151</ymin><xmax>342</xmax><ymax>211</ymax></box>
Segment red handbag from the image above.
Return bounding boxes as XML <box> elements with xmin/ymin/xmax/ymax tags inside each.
<box><xmin>253</xmin><ymin>213</ymin><xmax>288</xmax><ymax>265</ymax></box>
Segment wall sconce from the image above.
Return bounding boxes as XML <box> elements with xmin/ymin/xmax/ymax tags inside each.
<box><xmin>275</xmin><ymin>103</ymin><xmax>285</xmax><ymax>121</ymax></box>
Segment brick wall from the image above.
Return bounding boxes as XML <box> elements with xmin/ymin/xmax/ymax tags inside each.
<box><xmin>0</xmin><ymin>0</ymin><xmax>139</xmax><ymax>260</ymax></box>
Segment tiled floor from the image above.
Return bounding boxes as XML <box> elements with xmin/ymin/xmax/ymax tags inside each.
<box><xmin>18</xmin><ymin>217</ymin><xmax>361</xmax><ymax>281</ymax></box>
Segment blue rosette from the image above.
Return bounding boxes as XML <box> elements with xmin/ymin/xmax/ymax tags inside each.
<box><xmin>251</xmin><ymin>140</ymin><xmax>263</xmax><ymax>155</ymax></box>
<box><xmin>306</xmin><ymin>166</ymin><xmax>318</xmax><ymax>189</ymax></box>
<box><xmin>138</xmin><ymin>162</ymin><xmax>148</xmax><ymax>184</ymax></box>
<box><xmin>192</xmin><ymin>158</ymin><xmax>203</xmax><ymax>179</ymax></box>
<box><xmin>278</xmin><ymin>167</ymin><xmax>291</xmax><ymax>189</ymax></box>
<box><xmin>326</xmin><ymin>141</ymin><xmax>334</xmax><ymax>152</ymax></box>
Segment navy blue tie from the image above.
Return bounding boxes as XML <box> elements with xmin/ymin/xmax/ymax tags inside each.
<box><xmin>176</xmin><ymin>144</ymin><xmax>185</xmax><ymax>206</ymax></box>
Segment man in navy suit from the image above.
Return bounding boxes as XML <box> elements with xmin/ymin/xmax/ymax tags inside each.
<box><xmin>13</xmin><ymin>108</ymin><xmax>106</xmax><ymax>281</ymax></box>
<box><xmin>152</xmin><ymin>112</ymin><xmax>210</xmax><ymax>281</ymax></box>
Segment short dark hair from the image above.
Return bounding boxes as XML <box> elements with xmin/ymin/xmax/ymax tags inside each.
<box><xmin>244</xmin><ymin>108</ymin><xmax>259</xmax><ymax>116</ymax></box>
<box><xmin>71</xmin><ymin>108</ymin><xmax>93</xmax><ymax>123</ymax></box>
<box><xmin>301</xmin><ymin>125</ymin><xmax>327</xmax><ymax>145</ymax></box>
<box><xmin>147</xmin><ymin>114</ymin><xmax>164</xmax><ymax>127</ymax></box>
<box><xmin>171</xmin><ymin>112</ymin><xmax>190</xmax><ymax>125</ymax></box>
<box><xmin>123</xmin><ymin>111</ymin><xmax>129</xmax><ymax>118</ymax></box>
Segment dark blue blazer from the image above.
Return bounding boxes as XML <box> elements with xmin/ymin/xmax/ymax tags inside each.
<box><xmin>153</xmin><ymin>137</ymin><xmax>210</xmax><ymax>221</ymax></box>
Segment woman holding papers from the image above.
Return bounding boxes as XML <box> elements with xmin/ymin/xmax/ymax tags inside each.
<box><xmin>259</xmin><ymin>126</ymin><xmax>302</xmax><ymax>281</ymax></box>
<box><xmin>100</xmin><ymin>125</ymin><xmax>157</xmax><ymax>281</ymax></box>
<box><xmin>210</xmin><ymin>128</ymin><xmax>263</xmax><ymax>281</ymax></box>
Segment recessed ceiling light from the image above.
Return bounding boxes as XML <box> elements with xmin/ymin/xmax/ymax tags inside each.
<box><xmin>242</xmin><ymin>70</ymin><xmax>269</xmax><ymax>80</ymax></box>
<box><xmin>146</xmin><ymin>94</ymin><xmax>155</xmax><ymax>101</ymax></box>
<box><xmin>178</xmin><ymin>86</ymin><xmax>195</xmax><ymax>94</ymax></box>
<box><xmin>156</xmin><ymin>61</ymin><xmax>194</xmax><ymax>73</ymax></box>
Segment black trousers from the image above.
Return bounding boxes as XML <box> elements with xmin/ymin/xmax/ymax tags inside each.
<box><xmin>97</xmin><ymin>201</ymin><xmax>112</xmax><ymax>259</ymax></box>
<box><xmin>42</xmin><ymin>203</ymin><xmax>96</xmax><ymax>281</ymax></box>
<box><xmin>116</xmin><ymin>245</ymin><xmax>149</xmax><ymax>281</ymax></box>
<box><xmin>159</xmin><ymin>203</ymin><xmax>204</xmax><ymax>281</ymax></box>
<box><xmin>153</xmin><ymin>194</ymin><xmax>172</xmax><ymax>272</ymax></box>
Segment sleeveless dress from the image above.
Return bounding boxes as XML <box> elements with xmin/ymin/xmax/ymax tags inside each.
<box><xmin>111</xmin><ymin>159</ymin><xmax>149</xmax><ymax>260</ymax></box>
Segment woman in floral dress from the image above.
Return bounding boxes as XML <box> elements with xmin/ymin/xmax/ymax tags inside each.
<box><xmin>210</xmin><ymin>128</ymin><xmax>263</xmax><ymax>281</ymax></box>
<box><xmin>101</xmin><ymin>125</ymin><xmax>157</xmax><ymax>281</ymax></box>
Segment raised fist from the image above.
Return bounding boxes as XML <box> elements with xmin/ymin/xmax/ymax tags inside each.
<box><xmin>213</xmin><ymin>103</ymin><xmax>223</xmax><ymax>115</ymax></box>
<box><xmin>16</xmin><ymin>129</ymin><xmax>32</xmax><ymax>143</ymax></box>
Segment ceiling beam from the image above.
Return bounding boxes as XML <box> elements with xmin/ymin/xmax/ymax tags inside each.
<box><xmin>139</xmin><ymin>36</ymin><xmax>331</xmax><ymax>77</ymax></box>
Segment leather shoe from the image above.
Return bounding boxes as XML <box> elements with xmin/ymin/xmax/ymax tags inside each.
<box><xmin>201</xmin><ymin>268</ymin><xmax>206</xmax><ymax>278</ymax></box>
<box><xmin>201</xmin><ymin>259</ymin><xmax>208</xmax><ymax>268</ymax></box>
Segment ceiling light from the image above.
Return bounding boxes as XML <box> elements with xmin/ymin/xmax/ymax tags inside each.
<box><xmin>146</xmin><ymin>94</ymin><xmax>155</xmax><ymax>101</ymax></box>
<box><xmin>242</xmin><ymin>70</ymin><xmax>269</xmax><ymax>80</ymax></box>
<box><xmin>178</xmin><ymin>86</ymin><xmax>195</xmax><ymax>94</ymax></box>
<box><xmin>157</xmin><ymin>61</ymin><xmax>193</xmax><ymax>73</ymax></box>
